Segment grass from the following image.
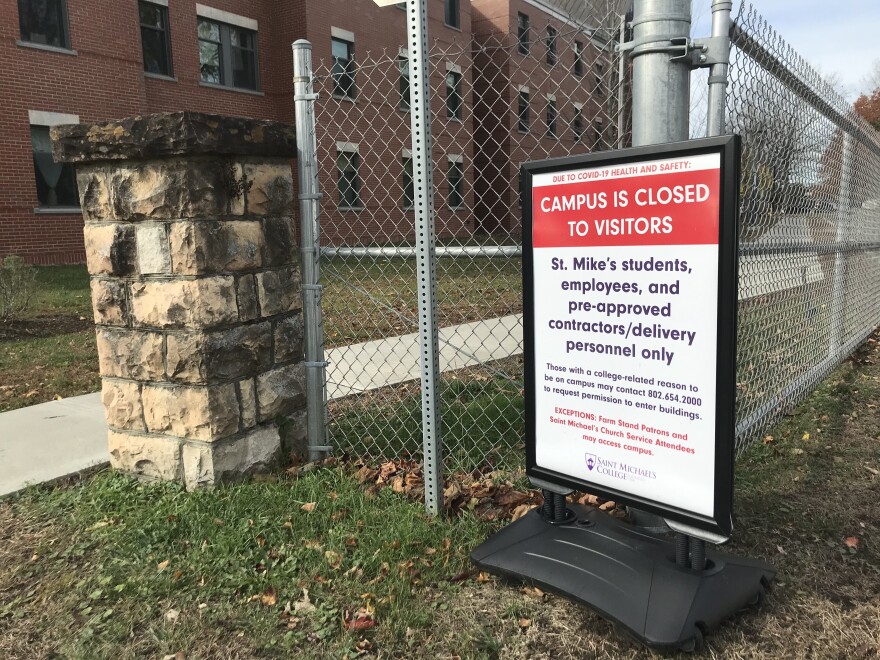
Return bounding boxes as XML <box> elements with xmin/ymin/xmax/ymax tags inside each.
<box><xmin>1</xmin><ymin>338</ymin><xmax>878</xmax><ymax>658</ymax></box>
<box><xmin>0</xmin><ymin>265</ymin><xmax>98</xmax><ymax>412</ymax></box>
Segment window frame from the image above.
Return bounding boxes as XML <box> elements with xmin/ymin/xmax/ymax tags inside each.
<box><xmin>593</xmin><ymin>120</ymin><xmax>604</xmax><ymax>150</ymax></box>
<box><xmin>546</xmin><ymin>97</ymin><xmax>557</xmax><ymax>138</ymax></box>
<box><xmin>332</xmin><ymin>36</ymin><xmax>356</xmax><ymax>100</ymax></box>
<box><xmin>30</xmin><ymin>122</ymin><xmax>80</xmax><ymax>211</ymax></box>
<box><xmin>445</xmin><ymin>0</ymin><xmax>460</xmax><ymax>29</ymax></box>
<box><xmin>546</xmin><ymin>25</ymin><xmax>557</xmax><ymax>65</ymax></box>
<box><xmin>17</xmin><ymin>0</ymin><xmax>71</xmax><ymax>50</ymax></box>
<box><xmin>398</xmin><ymin>55</ymin><xmax>410</xmax><ymax>111</ymax></box>
<box><xmin>198</xmin><ymin>17</ymin><xmax>260</xmax><ymax>91</ymax></box>
<box><xmin>573</xmin><ymin>107</ymin><xmax>584</xmax><ymax>143</ymax></box>
<box><xmin>594</xmin><ymin>62</ymin><xmax>604</xmax><ymax>96</ymax></box>
<box><xmin>574</xmin><ymin>40</ymin><xmax>584</xmax><ymax>77</ymax></box>
<box><xmin>139</xmin><ymin>0</ymin><xmax>173</xmax><ymax>77</ymax></box>
<box><xmin>517</xmin><ymin>12</ymin><xmax>530</xmax><ymax>54</ymax></box>
<box><xmin>446</xmin><ymin>69</ymin><xmax>463</xmax><ymax>120</ymax></box>
<box><xmin>518</xmin><ymin>90</ymin><xmax>530</xmax><ymax>133</ymax></box>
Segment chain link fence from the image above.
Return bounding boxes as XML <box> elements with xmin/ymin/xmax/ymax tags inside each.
<box><xmin>299</xmin><ymin>0</ymin><xmax>880</xmax><ymax>476</ymax></box>
<box><xmin>310</xmin><ymin>1</ymin><xmax>631</xmax><ymax>472</ymax></box>
<box><xmin>727</xmin><ymin>2</ymin><xmax>880</xmax><ymax>454</ymax></box>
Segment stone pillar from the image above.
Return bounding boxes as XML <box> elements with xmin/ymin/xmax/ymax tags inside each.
<box><xmin>52</xmin><ymin>112</ymin><xmax>306</xmax><ymax>489</ymax></box>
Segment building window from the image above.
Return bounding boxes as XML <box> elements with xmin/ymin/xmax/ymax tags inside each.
<box><xmin>337</xmin><ymin>149</ymin><xmax>361</xmax><ymax>209</ymax></box>
<box><xmin>594</xmin><ymin>62</ymin><xmax>604</xmax><ymax>95</ymax></box>
<box><xmin>546</xmin><ymin>26</ymin><xmax>557</xmax><ymax>65</ymax></box>
<box><xmin>402</xmin><ymin>156</ymin><xmax>414</xmax><ymax>208</ymax></box>
<box><xmin>445</xmin><ymin>0</ymin><xmax>460</xmax><ymax>29</ymax></box>
<box><xmin>448</xmin><ymin>159</ymin><xmax>464</xmax><ymax>209</ymax></box>
<box><xmin>518</xmin><ymin>90</ymin><xmax>530</xmax><ymax>132</ymax></box>
<box><xmin>574</xmin><ymin>41</ymin><xmax>584</xmax><ymax>77</ymax></box>
<box><xmin>446</xmin><ymin>70</ymin><xmax>462</xmax><ymax>119</ymax></box>
<box><xmin>517</xmin><ymin>13</ymin><xmax>529</xmax><ymax>54</ymax></box>
<box><xmin>198</xmin><ymin>18</ymin><xmax>259</xmax><ymax>90</ymax></box>
<box><xmin>593</xmin><ymin>120</ymin><xmax>604</xmax><ymax>149</ymax></box>
<box><xmin>140</xmin><ymin>1</ymin><xmax>172</xmax><ymax>76</ymax></box>
<box><xmin>573</xmin><ymin>108</ymin><xmax>583</xmax><ymax>143</ymax></box>
<box><xmin>546</xmin><ymin>98</ymin><xmax>557</xmax><ymax>138</ymax></box>
<box><xmin>398</xmin><ymin>56</ymin><xmax>410</xmax><ymax>110</ymax></box>
<box><xmin>31</xmin><ymin>125</ymin><xmax>78</xmax><ymax>208</ymax></box>
<box><xmin>332</xmin><ymin>37</ymin><xmax>356</xmax><ymax>99</ymax></box>
<box><xmin>18</xmin><ymin>0</ymin><xmax>69</xmax><ymax>48</ymax></box>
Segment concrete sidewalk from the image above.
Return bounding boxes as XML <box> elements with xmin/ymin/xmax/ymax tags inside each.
<box><xmin>0</xmin><ymin>315</ymin><xmax>523</xmax><ymax>497</ymax></box>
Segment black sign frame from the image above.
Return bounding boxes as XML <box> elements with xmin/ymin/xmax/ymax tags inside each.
<box><xmin>521</xmin><ymin>136</ymin><xmax>741</xmax><ymax>539</ymax></box>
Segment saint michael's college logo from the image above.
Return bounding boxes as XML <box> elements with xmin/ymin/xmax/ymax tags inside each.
<box><xmin>585</xmin><ymin>453</ymin><xmax>596</xmax><ymax>471</ymax></box>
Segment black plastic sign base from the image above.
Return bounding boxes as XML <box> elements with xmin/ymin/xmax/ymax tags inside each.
<box><xmin>471</xmin><ymin>504</ymin><xmax>775</xmax><ymax>651</ymax></box>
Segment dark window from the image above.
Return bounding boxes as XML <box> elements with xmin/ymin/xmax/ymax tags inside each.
<box><xmin>18</xmin><ymin>0</ymin><xmax>69</xmax><ymax>48</ymax></box>
<box><xmin>593</xmin><ymin>120</ymin><xmax>604</xmax><ymax>149</ymax></box>
<box><xmin>446</xmin><ymin>70</ymin><xmax>462</xmax><ymax>119</ymax></box>
<box><xmin>31</xmin><ymin>125</ymin><xmax>78</xmax><ymax>208</ymax></box>
<box><xmin>399</xmin><ymin>56</ymin><xmax>410</xmax><ymax>110</ymax></box>
<box><xmin>337</xmin><ymin>150</ymin><xmax>361</xmax><ymax>208</ymax></box>
<box><xmin>546</xmin><ymin>99</ymin><xmax>557</xmax><ymax>138</ymax></box>
<box><xmin>574</xmin><ymin>41</ymin><xmax>584</xmax><ymax>76</ymax></box>
<box><xmin>546</xmin><ymin>26</ymin><xmax>557</xmax><ymax>65</ymax></box>
<box><xmin>198</xmin><ymin>18</ymin><xmax>259</xmax><ymax>90</ymax></box>
<box><xmin>517</xmin><ymin>13</ymin><xmax>529</xmax><ymax>54</ymax></box>
<box><xmin>518</xmin><ymin>91</ymin><xmax>530</xmax><ymax>132</ymax></box>
<box><xmin>332</xmin><ymin>37</ymin><xmax>356</xmax><ymax>99</ymax></box>
<box><xmin>402</xmin><ymin>157</ymin><xmax>414</xmax><ymax>208</ymax></box>
<box><xmin>573</xmin><ymin>108</ymin><xmax>583</xmax><ymax>143</ymax></box>
<box><xmin>448</xmin><ymin>160</ymin><xmax>464</xmax><ymax>208</ymax></box>
<box><xmin>139</xmin><ymin>1</ymin><xmax>172</xmax><ymax>76</ymax></box>
<box><xmin>594</xmin><ymin>62</ymin><xmax>604</xmax><ymax>95</ymax></box>
<box><xmin>445</xmin><ymin>0</ymin><xmax>460</xmax><ymax>28</ymax></box>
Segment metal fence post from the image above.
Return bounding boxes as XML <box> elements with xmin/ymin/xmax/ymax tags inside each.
<box><xmin>706</xmin><ymin>0</ymin><xmax>733</xmax><ymax>137</ymax></box>
<box><xmin>630</xmin><ymin>0</ymin><xmax>692</xmax><ymax>146</ymax></box>
<box><xmin>406</xmin><ymin>0</ymin><xmax>443</xmax><ymax>515</ymax></box>
<box><xmin>292</xmin><ymin>39</ymin><xmax>331</xmax><ymax>463</ymax></box>
<box><xmin>830</xmin><ymin>133</ymin><xmax>854</xmax><ymax>357</ymax></box>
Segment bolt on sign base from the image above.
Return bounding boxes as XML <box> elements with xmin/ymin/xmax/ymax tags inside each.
<box><xmin>470</xmin><ymin>504</ymin><xmax>775</xmax><ymax>652</ymax></box>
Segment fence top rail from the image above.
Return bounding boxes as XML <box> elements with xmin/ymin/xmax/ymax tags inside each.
<box><xmin>730</xmin><ymin>4</ymin><xmax>880</xmax><ymax>159</ymax></box>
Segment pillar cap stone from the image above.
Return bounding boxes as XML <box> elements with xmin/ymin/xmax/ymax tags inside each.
<box><xmin>51</xmin><ymin>112</ymin><xmax>297</xmax><ymax>164</ymax></box>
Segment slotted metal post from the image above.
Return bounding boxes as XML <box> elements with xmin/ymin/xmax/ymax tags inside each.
<box><xmin>406</xmin><ymin>0</ymin><xmax>443</xmax><ymax>515</ymax></box>
<box><xmin>293</xmin><ymin>40</ymin><xmax>331</xmax><ymax>462</ymax></box>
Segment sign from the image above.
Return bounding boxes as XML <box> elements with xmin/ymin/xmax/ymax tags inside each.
<box><xmin>522</xmin><ymin>137</ymin><xmax>740</xmax><ymax>538</ymax></box>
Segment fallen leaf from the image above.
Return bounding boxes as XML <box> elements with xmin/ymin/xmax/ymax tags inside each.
<box><xmin>261</xmin><ymin>587</ymin><xmax>277</xmax><ymax>607</ymax></box>
<box><xmin>776</xmin><ymin>545</ymin><xmax>787</xmax><ymax>555</ymax></box>
<box><xmin>802</xmin><ymin>432</ymin><xmax>811</xmax><ymax>441</ymax></box>
<box><xmin>24</xmin><ymin>389</ymin><xmax>39</xmax><ymax>398</ymax></box>
<box><xmin>522</xmin><ymin>586</ymin><xmax>544</xmax><ymax>599</ymax></box>
<box><xmin>355</xmin><ymin>638</ymin><xmax>373</xmax><ymax>652</ymax></box>
<box><xmin>476</xmin><ymin>572</ymin><xmax>492</xmax><ymax>583</ymax></box>
<box><xmin>518</xmin><ymin>618</ymin><xmax>532</xmax><ymax>628</ymax></box>
<box><xmin>844</xmin><ymin>536</ymin><xmax>860</xmax><ymax>550</ymax></box>
<box><xmin>343</xmin><ymin>607</ymin><xmax>377</xmax><ymax>631</ymax></box>
<box><xmin>165</xmin><ymin>608</ymin><xmax>180</xmax><ymax>624</ymax></box>
<box><xmin>294</xmin><ymin>588</ymin><xmax>316</xmax><ymax>614</ymax></box>
<box><xmin>157</xmin><ymin>560</ymin><xmax>170</xmax><ymax>571</ymax></box>
<box><xmin>325</xmin><ymin>550</ymin><xmax>343</xmax><ymax>569</ymax></box>
<box><xmin>301</xmin><ymin>502</ymin><xmax>317</xmax><ymax>513</ymax></box>
<box><xmin>763</xmin><ymin>435</ymin><xmax>774</xmax><ymax>445</ymax></box>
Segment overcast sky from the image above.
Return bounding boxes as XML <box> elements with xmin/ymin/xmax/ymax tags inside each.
<box><xmin>692</xmin><ymin>0</ymin><xmax>878</xmax><ymax>99</ymax></box>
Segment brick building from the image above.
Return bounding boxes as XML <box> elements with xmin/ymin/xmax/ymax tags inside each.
<box><xmin>1</xmin><ymin>0</ymin><xmax>617</xmax><ymax>264</ymax></box>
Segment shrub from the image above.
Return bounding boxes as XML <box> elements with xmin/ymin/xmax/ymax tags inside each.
<box><xmin>0</xmin><ymin>256</ymin><xmax>37</xmax><ymax>323</ymax></box>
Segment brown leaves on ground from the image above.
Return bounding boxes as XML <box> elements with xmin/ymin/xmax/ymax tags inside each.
<box><xmin>342</xmin><ymin>607</ymin><xmax>377</xmax><ymax>631</ymax></box>
<box><xmin>349</xmin><ymin>459</ymin><xmax>624</xmax><ymax>522</ymax></box>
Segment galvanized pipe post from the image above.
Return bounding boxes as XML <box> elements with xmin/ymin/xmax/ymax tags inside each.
<box><xmin>706</xmin><ymin>0</ymin><xmax>733</xmax><ymax>137</ymax></box>
<box><xmin>829</xmin><ymin>133</ymin><xmax>854</xmax><ymax>357</ymax></box>
<box><xmin>292</xmin><ymin>40</ymin><xmax>331</xmax><ymax>462</ymax></box>
<box><xmin>630</xmin><ymin>0</ymin><xmax>692</xmax><ymax>146</ymax></box>
<box><xmin>406</xmin><ymin>0</ymin><xmax>444</xmax><ymax>515</ymax></box>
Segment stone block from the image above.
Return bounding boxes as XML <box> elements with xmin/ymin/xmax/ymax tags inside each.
<box><xmin>101</xmin><ymin>380</ymin><xmax>145</xmax><ymax>431</ymax></box>
<box><xmin>262</xmin><ymin>217</ymin><xmax>297</xmax><ymax>267</ymax></box>
<box><xmin>169</xmin><ymin>221</ymin><xmax>264</xmax><ymax>275</ymax></box>
<box><xmin>130</xmin><ymin>276</ymin><xmax>237</xmax><ymax>329</ymax></box>
<box><xmin>76</xmin><ymin>167</ymin><xmax>112</xmax><ymax>223</ymax></box>
<box><xmin>256</xmin><ymin>362</ymin><xmax>306</xmax><ymax>422</ymax></box>
<box><xmin>90</xmin><ymin>278</ymin><xmax>128</xmax><ymax>326</ymax></box>
<box><xmin>280</xmin><ymin>409</ymin><xmax>309</xmax><ymax>459</ymax></box>
<box><xmin>244</xmin><ymin>161</ymin><xmax>294</xmax><ymax>216</ymax></box>
<box><xmin>239</xmin><ymin>378</ymin><xmax>257</xmax><ymax>429</ymax></box>
<box><xmin>236</xmin><ymin>274</ymin><xmax>259</xmax><ymax>321</ymax></box>
<box><xmin>136</xmin><ymin>224</ymin><xmax>171</xmax><ymax>274</ymax></box>
<box><xmin>274</xmin><ymin>313</ymin><xmax>304</xmax><ymax>364</ymax></box>
<box><xmin>108</xmin><ymin>431</ymin><xmax>181</xmax><ymax>482</ymax></box>
<box><xmin>84</xmin><ymin>224</ymin><xmax>136</xmax><ymax>276</ymax></box>
<box><xmin>95</xmin><ymin>328</ymin><xmax>164</xmax><ymax>381</ymax></box>
<box><xmin>181</xmin><ymin>425</ymin><xmax>281</xmax><ymax>490</ymax></box>
<box><xmin>142</xmin><ymin>383</ymin><xmax>240</xmax><ymax>441</ymax></box>
<box><xmin>256</xmin><ymin>268</ymin><xmax>302</xmax><ymax>318</ymax></box>
<box><xmin>166</xmin><ymin>323</ymin><xmax>272</xmax><ymax>384</ymax></box>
